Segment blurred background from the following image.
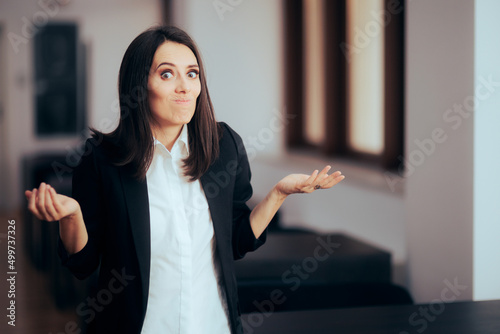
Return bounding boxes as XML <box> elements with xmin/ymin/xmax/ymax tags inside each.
<box><xmin>1</xmin><ymin>0</ymin><xmax>499</xmax><ymax>333</ymax></box>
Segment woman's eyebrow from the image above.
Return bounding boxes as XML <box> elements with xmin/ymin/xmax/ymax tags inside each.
<box><xmin>156</xmin><ymin>62</ymin><xmax>199</xmax><ymax>70</ymax></box>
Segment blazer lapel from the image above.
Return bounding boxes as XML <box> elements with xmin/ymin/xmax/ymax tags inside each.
<box><xmin>119</xmin><ymin>165</ymin><xmax>151</xmax><ymax>315</ymax></box>
<box><xmin>200</xmin><ymin>162</ymin><xmax>231</xmax><ymax>249</ymax></box>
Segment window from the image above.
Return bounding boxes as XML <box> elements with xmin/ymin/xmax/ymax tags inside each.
<box><xmin>284</xmin><ymin>0</ymin><xmax>405</xmax><ymax>170</ymax></box>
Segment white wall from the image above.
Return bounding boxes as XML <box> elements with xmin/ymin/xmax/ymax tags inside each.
<box><xmin>173</xmin><ymin>0</ymin><xmax>407</xmax><ymax>281</ymax></box>
<box><xmin>473</xmin><ymin>0</ymin><xmax>500</xmax><ymax>301</ymax></box>
<box><xmin>172</xmin><ymin>0</ymin><xmax>284</xmax><ymax>156</ymax></box>
<box><xmin>406</xmin><ymin>0</ymin><xmax>475</xmax><ymax>302</ymax></box>
<box><xmin>0</xmin><ymin>0</ymin><xmax>163</xmax><ymax>211</ymax></box>
<box><xmin>179</xmin><ymin>0</ymin><xmax>500</xmax><ymax>302</ymax></box>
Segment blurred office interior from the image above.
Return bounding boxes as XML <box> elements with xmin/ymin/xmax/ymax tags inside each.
<box><xmin>0</xmin><ymin>0</ymin><xmax>499</xmax><ymax>333</ymax></box>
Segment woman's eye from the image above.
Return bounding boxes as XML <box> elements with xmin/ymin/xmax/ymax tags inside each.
<box><xmin>187</xmin><ymin>71</ymin><xmax>198</xmax><ymax>79</ymax></box>
<box><xmin>161</xmin><ymin>71</ymin><xmax>173</xmax><ymax>79</ymax></box>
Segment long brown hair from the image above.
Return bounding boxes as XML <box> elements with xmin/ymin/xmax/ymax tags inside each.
<box><xmin>92</xmin><ymin>26</ymin><xmax>220</xmax><ymax>181</ymax></box>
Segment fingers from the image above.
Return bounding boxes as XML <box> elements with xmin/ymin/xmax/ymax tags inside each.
<box><xmin>27</xmin><ymin>188</ymin><xmax>40</xmax><ymax>219</ymax></box>
<box><xmin>299</xmin><ymin>166</ymin><xmax>335</xmax><ymax>192</ymax></box>
<box><xmin>48</xmin><ymin>186</ymin><xmax>63</xmax><ymax>217</ymax></box>
<box><xmin>318</xmin><ymin>165</ymin><xmax>332</xmax><ymax>177</ymax></box>
<box><xmin>304</xmin><ymin>169</ymin><xmax>319</xmax><ymax>188</ymax></box>
<box><xmin>26</xmin><ymin>182</ymin><xmax>59</xmax><ymax>221</ymax></box>
<box><xmin>315</xmin><ymin>165</ymin><xmax>332</xmax><ymax>184</ymax></box>
<box><xmin>319</xmin><ymin>171</ymin><xmax>345</xmax><ymax>189</ymax></box>
<box><xmin>44</xmin><ymin>185</ymin><xmax>58</xmax><ymax>221</ymax></box>
<box><xmin>36</xmin><ymin>183</ymin><xmax>48</xmax><ymax>219</ymax></box>
<box><xmin>311</xmin><ymin>166</ymin><xmax>345</xmax><ymax>190</ymax></box>
<box><xmin>309</xmin><ymin>165</ymin><xmax>332</xmax><ymax>187</ymax></box>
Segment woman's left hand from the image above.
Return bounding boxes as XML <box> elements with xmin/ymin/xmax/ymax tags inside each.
<box><xmin>275</xmin><ymin>166</ymin><xmax>344</xmax><ymax>196</ymax></box>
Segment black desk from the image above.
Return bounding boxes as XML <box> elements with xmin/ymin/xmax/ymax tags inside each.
<box><xmin>235</xmin><ymin>233</ymin><xmax>391</xmax><ymax>284</ymax></box>
<box><xmin>241</xmin><ymin>300</ymin><xmax>500</xmax><ymax>334</ymax></box>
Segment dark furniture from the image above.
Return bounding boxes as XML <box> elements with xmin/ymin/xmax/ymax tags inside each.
<box><xmin>235</xmin><ymin>232</ymin><xmax>391</xmax><ymax>285</ymax></box>
<box><xmin>241</xmin><ymin>299</ymin><xmax>500</xmax><ymax>334</ymax></box>
<box><xmin>238</xmin><ymin>282</ymin><xmax>412</xmax><ymax>313</ymax></box>
<box><xmin>236</xmin><ymin>232</ymin><xmax>400</xmax><ymax>313</ymax></box>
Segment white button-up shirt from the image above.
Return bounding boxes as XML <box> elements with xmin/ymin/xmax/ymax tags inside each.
<box><xmin>141</xmin><ymin>125</ymin><xmax>231</xmax><ymax>334</ymax></box>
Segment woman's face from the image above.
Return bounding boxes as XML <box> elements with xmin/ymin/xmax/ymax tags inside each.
<box><xmin>148</xmin><ymin>41</ymin><xmax>201</xmax><ymax>132</ymax></box>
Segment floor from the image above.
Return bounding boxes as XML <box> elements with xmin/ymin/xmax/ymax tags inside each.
<box><xmin>0</xmin><ymin>209</ymin><xmax>81</xmax><ymax>334</ymax></box>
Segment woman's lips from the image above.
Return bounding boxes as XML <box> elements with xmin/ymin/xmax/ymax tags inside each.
<box><xmin>174</xmin><ymin>99</ymin><xmax>191</xmax><ymax>105</ymax></box>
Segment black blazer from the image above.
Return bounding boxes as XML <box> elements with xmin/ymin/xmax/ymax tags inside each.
<box><xmin>58</xmin><ymin>122</ymin><xmax>266</xmax><ymax>334</ymax></box>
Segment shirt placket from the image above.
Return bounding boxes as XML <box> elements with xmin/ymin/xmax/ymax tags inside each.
<box><xmin>169</xmin><ymin>145</ymin><xmax>194</xmax><ymax>334</ymax></box>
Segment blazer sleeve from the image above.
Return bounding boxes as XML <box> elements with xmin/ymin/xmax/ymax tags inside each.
<box><xmin>57</xmin><ymin>138</ymin><xmax>104</xmax><ymax>279</ymax></box>
<box><xmin>222</xmin><ymin>123</ymin><xmax>267</xmax><ymax>260</ymax></box>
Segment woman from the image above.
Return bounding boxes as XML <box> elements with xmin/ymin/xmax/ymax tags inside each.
<box><xmin>25</xmin><ymin>26</ymin><xmax>344</xmax><ymax>334</ymax></box>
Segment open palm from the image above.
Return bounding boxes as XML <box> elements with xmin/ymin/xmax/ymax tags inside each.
<box><xmin>275</xmin><ymin>166</ymin><xmax>345</xmax><ymax>196</ymax></box>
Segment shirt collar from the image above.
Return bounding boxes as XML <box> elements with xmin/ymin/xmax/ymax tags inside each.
<box><xmin>153</xmin><ymin>124</ymin><xmax>189</xmax><ymax>155</ymax></box>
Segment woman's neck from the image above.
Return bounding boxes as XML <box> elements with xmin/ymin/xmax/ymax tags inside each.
<box><xmin>152</xmin><ymin>124</ymin><xmax>183</xmax><ymax>151</ymax></box>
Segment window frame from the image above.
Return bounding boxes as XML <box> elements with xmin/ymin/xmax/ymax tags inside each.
<box><xmin>284</xmin><ymin>0</ymin><xmax>405</xmax><ymax>170</ymax></box>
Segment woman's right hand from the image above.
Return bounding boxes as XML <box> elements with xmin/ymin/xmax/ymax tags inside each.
<box><xmin>25</xmin><ymin>182</ymin><xmax>80</xmax><ymax>222</ymax></box>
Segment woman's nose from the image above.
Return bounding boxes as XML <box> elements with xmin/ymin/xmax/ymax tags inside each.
<box><xmin>175</xmin><ymin>75</ymin><xmax>191</xmax><ymax>93</ymax></box>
